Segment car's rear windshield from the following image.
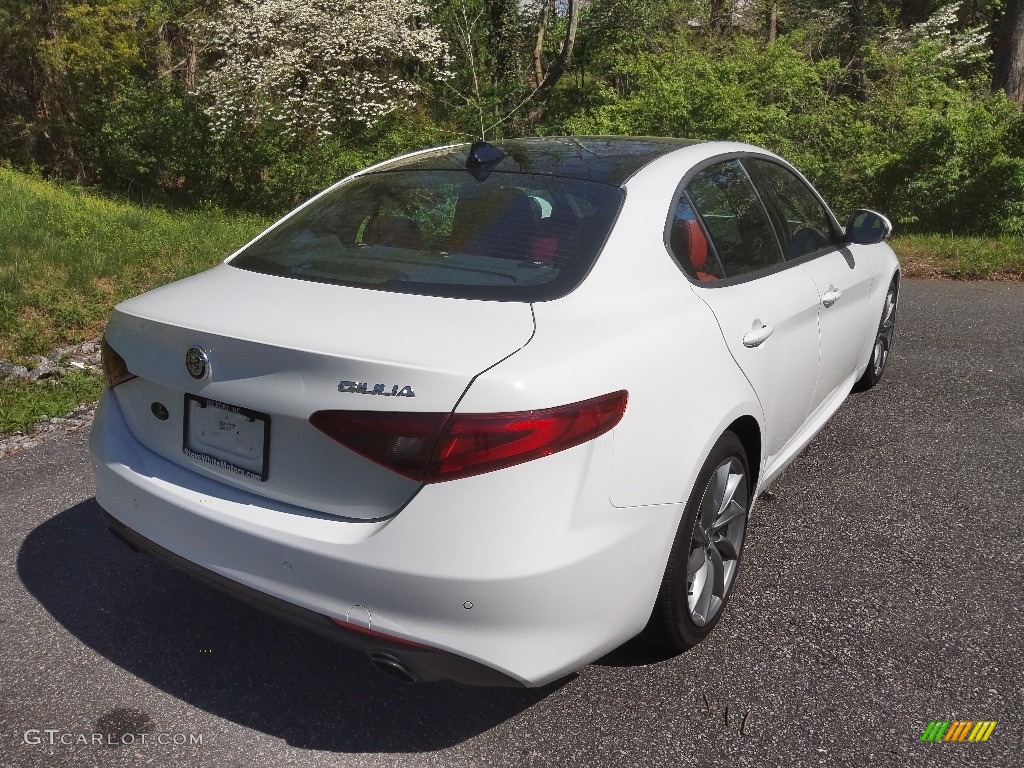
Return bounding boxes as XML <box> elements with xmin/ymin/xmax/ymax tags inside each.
<box><xmin>229</xmin><ymin>170</ymin><xmax>625</xmax><ymax>301</ymax></box>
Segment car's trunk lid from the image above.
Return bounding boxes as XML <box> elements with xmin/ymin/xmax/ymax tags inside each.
<box><xmin>103</xmin><ymin>264</ymin><xmax>535</xmax><ymax>519</ymax></box>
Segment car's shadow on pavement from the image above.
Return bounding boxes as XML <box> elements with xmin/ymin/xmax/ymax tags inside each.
<box><xmin>592</xmin><ymin>639</ymin><xmax>677</xmax><ymax>667</ymax></box>
<box><xmin>17</xmin><ymin>499</ymin><xmax>566</xmax><ymax>752</ymax></box>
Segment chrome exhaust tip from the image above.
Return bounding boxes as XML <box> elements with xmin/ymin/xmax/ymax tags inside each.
<box><xmin>370</xmin><ymin>653</ymin><xmax>419</xmax><ymax>683</ymax></box>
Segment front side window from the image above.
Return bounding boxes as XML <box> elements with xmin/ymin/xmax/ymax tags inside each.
<box><xmin>230</xmin><ymin>171</ymin><xmax>624</xmax><ymax>302</ymax></box>
<box><xmin>746</xmin><ymin>158</ymin><xmax>838</xmax><ymax>260</ymax></box>
<box><xmin>685</xmin><ymin>160</ymin><xmax>784</xmax><ymax>279</ymax></box>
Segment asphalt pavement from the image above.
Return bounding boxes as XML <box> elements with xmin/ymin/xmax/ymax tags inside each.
<box><xmin>1</xmin><ymin>279</ymin><xmax>1021</xmax><ymax>768</ymax></box>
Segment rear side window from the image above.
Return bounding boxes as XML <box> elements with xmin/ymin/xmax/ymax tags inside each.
<box><xmin>667</xmin><ymin>193</ymin><xmax>726</xmax><ymax>282</ymax></box>
<box><xmin>745</xmin><ymin>158</ymin><xmax>838</xmax><ymax>259</ymax></box>
<box><xmin>230</xmin><ymin>170</ymin><xmax>624</xmax><ymax>302</ymax></box>
<box><xmin>685</xmin><ymin>160</ymin><xmax>784</xmax><ymax>278</ymax></box>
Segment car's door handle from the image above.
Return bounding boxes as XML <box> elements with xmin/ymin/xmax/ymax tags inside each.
<box><xmin>822</xmin><ymin>285</ymin><xmax>843</xmax><ymax>308</ymax></box>
<box><xmin>742</xmin><ymin>320</ymin><xmax>774</xmax><ymax>348</ymax></box>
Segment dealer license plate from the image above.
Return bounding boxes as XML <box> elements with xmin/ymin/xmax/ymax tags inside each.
<box><xmin>183</xmin><ymin>395</ymin><xmax>269</xmax><ymax>481</ymax></box>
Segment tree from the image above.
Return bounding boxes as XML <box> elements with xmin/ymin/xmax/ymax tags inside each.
<box><xmin>765</xmin><ymin>0</ymin><xmax>779</xmax><ymax>43</ymax></box>
<box><xmin>709</xmin><ymin>0</ymin><xmax>733</xmax><ymax>36</ymax></box>
<box><xmin>529</xmin><ymin>0</ymin><xmax>580</xmax><ymax>118</ymax></box>
<box><xmin>993</xmin><ymin>0</ymin><xmax>1024</xmax><ymax>103</ymax></box>
<box><xmin>193</xmin><ymin>0</ymin><xmax>448</xmax><ymax>140</ymax></box>
<box><xmin>429</xmin><ymin>0</ymin><xmax>582</xmax><ymax>137</ymax></box>
<box><xmin>900</xmin><ymin>0</ymin><xmax>940</xmax><ymax>26</ymax></box>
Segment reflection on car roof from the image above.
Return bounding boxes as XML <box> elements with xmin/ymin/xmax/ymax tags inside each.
<box><xmin>373</xmin><ymin>136</ymin><xmax>705</xmax><ymax>186</ymax></box>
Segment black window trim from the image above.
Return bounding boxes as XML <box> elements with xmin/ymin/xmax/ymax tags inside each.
<box><xmin>663</xmin><ymin>151</ymin><xmax>848</xmax><ymax>289</ymax></box>
<box><xmin>663</xmin><ymin>151</ymin><xmax>782</xmax><ymax>286</ymax></box>
<box><xmin>740</xmin><ymin>156</ymin><xmax>846</xmax><ymax>263</ymax></box>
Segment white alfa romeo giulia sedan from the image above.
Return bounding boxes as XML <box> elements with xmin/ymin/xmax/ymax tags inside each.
<box><xmin>91</xmin><ymin>137</ymin><xmax>899</xmax><ymax>687</ymax></box>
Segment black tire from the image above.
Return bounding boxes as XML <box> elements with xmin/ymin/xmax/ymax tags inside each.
<box><xmin>643</xmin><ymin>431</ymin><xmax>750</xmax><ymax>650</ymax></box>
<box><xmin>853</xmin><ymin>275</ymin><xmax>899</xmax><ymax>392</ymax></box>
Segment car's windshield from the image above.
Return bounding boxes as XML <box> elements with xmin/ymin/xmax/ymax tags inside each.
<box><xmin>230</xmin><ymin>170</ymin><xmax>625</xmax><ymax>301</ymax></box>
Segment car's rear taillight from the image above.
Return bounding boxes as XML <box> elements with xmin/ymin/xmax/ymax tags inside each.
<box><xmin>309</xmin><ymin>390</ymin><xmax>627</xmax><ymax>483</ymax></box>
<box><xmin>100</xmin><ymin>335</ymin><xmax>136</xmax><ymax>388</ymax></box>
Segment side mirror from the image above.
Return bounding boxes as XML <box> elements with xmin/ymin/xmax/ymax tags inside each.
<box><xmin>844</xmin><ymin>209</ymin><xmax>893</xmax><ymax>245</ymax></box>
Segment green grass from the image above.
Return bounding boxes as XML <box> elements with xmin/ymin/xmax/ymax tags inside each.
<box><xmin>0</xmin><ymin>166</ymin><xmax>267</xmax><ymax>436</ymax></box>
<box><xmin>893</xmin><ymin>235</ymin><xmax>1024</xmax><ymax>281</ymax></box>
<box><xmin>0</xmin><ymin>370</ymin><xmax>104</xmax><ymax>434</ymax></box>
<box><xmin>0</xmin><ymin>166</ymin><xmax>268</xmax><ymax>361</ymax></box>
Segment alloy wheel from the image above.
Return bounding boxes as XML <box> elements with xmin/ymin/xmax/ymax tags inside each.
<box><xmin>686</xmin><ymin>458</ymin><xmax>749</xmax><ymax>627</ymax></box>
<box><xmin>872</xmin><ymin>282</ymin><xmax>898</xmax><ymax>376</ymax></box>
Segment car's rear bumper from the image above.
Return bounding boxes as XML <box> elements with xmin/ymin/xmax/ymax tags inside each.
<box><xmin>90</xmin><ymin>388</ymin><xmax>681</xmax><ymax>687</ymax></box>
<box><xmin>100</xmin><ymin>509</ymin><xmax>521</xmax><ymax>686</ymax></box>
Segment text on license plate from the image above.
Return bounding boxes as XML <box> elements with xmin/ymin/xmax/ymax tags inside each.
<box><xmin>183</xmin><ymin>395</ymin><xmax>269</xmax><ymax>481</ymax></box>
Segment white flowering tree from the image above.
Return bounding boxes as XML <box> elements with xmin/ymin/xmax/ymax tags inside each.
<box><xmin>193</xmin><ymin>0</ymin><xmax>448</xmax><ymax>139</ymax></box>
<box><xmin>888</xmin><ymin>2</ymin><xmax>990</xmax><ymax>69</ymax></box>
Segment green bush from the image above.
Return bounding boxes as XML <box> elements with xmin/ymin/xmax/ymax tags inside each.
<box><xmin>3</xmin><ymin>1</ymin><xmax>1023</xmax><ymax>237</ymax></box>
<box><xmin>860</xmin><ymin>41</ymin><xmax>1024</xmax><ymax>236</ymax></box>
<box><xmin>555</xmin><ymin>38</ymin><xmax>873</xmax><ymax>208</ymax></box>
<box><xmin>552</xmin><ymin>33</ymin><xmax>1024</xmax><ymax>236</ymax></box>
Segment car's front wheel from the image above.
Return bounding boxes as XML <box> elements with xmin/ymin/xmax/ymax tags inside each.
<box><xmin>853</xmin><ymin>275</ymin><xmax>899</xmax><ymax>392</ymax></box>
<box><xmin>644</xmin><ymin>431</ymin><xmax>750</xmax><ymax>650</ymax></box>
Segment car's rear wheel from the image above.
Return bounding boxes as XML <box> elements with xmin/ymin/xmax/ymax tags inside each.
<box><xmin>644</xmin><ymin>431</ymin><xmax>750</xmax><ymax>650</ymax></box>
<box><xmin>853</xmin><ymin>276</ymin><xmax>899</xmax><ymax>392</ymax></box>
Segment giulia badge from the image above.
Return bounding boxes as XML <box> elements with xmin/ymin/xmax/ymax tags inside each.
<box><xmin>338</xmin><ymin>381</ymin><xmax>415</xmax><ymax>397</ymax></box>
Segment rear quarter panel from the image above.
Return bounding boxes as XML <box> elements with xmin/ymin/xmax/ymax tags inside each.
<box><xmin>457</xmin><ymin>147</ymin><xmax>763</xmax><ymax>509</ymax></box>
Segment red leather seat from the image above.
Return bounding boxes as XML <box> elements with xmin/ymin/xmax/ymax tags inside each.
<box><xmin>672</xmin><ymin>218</ymin><xmax>718</xmax><ymax>282</ymax></box>
<box><xmin>686</xmin><ymin>220</ymin><xmax>718</xmax><ymax>282</ymax></box>
<box><xmin>530</xmin><ymin>236</ymin><xmax>559</xmax><ymax>263</ymax></box>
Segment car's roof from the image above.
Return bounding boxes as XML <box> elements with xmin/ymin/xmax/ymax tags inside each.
<box><xmin>369</xmin><ymin>136</ymin><xmax>705</xmax><ymax>186</ymax></box>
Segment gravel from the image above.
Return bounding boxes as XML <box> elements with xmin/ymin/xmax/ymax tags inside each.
<box><xmin>0</xmin><ymin>340</ymin><xmax>102</xmax><ymax>459</ymax></box>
